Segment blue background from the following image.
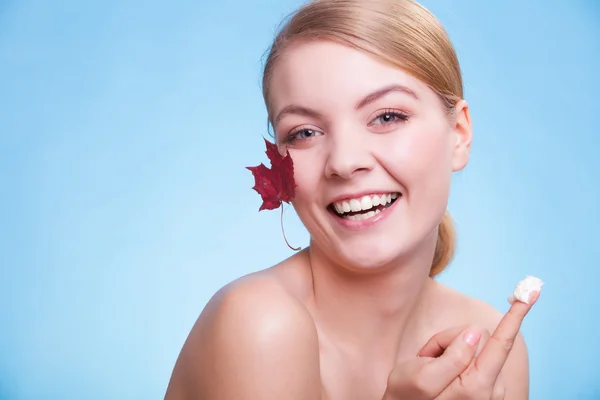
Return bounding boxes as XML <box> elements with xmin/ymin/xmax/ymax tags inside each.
<box><xmin>1</xmin><ymin>0</ymin><xmax>598</xmax><ymax>398</ymax></box>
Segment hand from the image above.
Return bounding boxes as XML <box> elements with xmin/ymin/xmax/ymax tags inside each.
<box><xmin>416</xmin><ymin>326</ymin><xmax>505</xmax><ymax>400</ymax></box>
<box><xmin>383</xmin><ymin>291</ymin><xmax>540</xmax><ymax>400</ymax></box>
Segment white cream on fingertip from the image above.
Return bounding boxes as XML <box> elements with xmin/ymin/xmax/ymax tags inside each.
<box><xmin>508</xmin><ymin>275</ymin><xmax>544</xmax><ymax>305</ymax></box>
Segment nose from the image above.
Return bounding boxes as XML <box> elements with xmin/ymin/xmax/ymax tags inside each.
<box><xmin>324</xmin><ymin>130</ymin><xmax>374</xmax><ymax>180</ymax></box>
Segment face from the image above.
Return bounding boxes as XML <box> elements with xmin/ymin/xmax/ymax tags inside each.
<box><xmin>269</xmin><ymin>40</ymin><xmax>472</xmax><ymax>271</ymax></box>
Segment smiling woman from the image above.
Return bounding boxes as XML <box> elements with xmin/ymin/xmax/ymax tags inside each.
<box><xmin>164</xmin><ymin>0</ymin><xmax>541</xmax><ymax>399</ymax></box>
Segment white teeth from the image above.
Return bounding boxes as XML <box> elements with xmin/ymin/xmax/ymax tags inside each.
<box><xmin>342</xmin><ymin>202</ymin><xmax>351</xmax><ymax>213</ymax></box>
<box><xmin>349</xmin><ymin>199</ymin><xmax>362</xmax><ymax>212</ymax></box>
<box><xmin>360</xmin><ymin>196</ymin><xmax>373</xmax><ymax>210</ymax></box>
<box><xmin>334</xmin><ymin>203</ymin><xmax>343</xmax><ymax>214</ymax></box>
<box><xmin>331</xmin><ymin>192</ymin><xmax>400</xmax><ymax>218</ymax></box>
<box><xmin>347</xmin><ymin>209</ymin><xmax>378</xmax><ymax>221</ymax></box>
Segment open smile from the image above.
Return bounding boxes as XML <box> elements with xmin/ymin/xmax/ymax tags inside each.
<box><xmin>327</xmin><ymin>192</ymin><xmax>401</xmax><ymax>228</ymax></box>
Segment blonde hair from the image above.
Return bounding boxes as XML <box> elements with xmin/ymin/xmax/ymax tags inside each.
<box><xmin>261</xmin><ymin>0</ymin><xmax>462</xmax><ymax>277</ymax></box>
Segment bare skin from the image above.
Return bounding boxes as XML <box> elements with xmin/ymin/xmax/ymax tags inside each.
<box><xmin>165</xmin><ymin>251</ymin><xmax>533</xmax><ymax>399</ymax></box>
<box><xmin>165</xmin><ymin>40</ymin><xmax>537</xmax><ymax>399</ymax></box>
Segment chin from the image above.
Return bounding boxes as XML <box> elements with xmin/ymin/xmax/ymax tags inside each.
<box><xmin>332</xmin><ymin>236</ymin><xmax>416</xmax><ymax>272</ymax></box>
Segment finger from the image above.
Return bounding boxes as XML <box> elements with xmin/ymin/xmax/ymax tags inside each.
<box><xmin>491</xmin><ymin>371</ymin><xmax>506</xmax><ymax>400</ymax></box>
<box><xmin>385</xmin><ymin>358</ymin><xmax>438</xmax><ymax>400</ymax></box>
<box><xmin>417</xmin><ymin>325</ymin><xmax>467</xmax><ymax>358</ymax></box>
<box><xmin>462</xmin><ymin>328</ymin><xmax>490</xmax><ymax>375</ymax></box>
<box><xmin>474</xmin><ymin>329</ymin><xmax>490</xmax><ymax>359</ymax></box>
<box><xmin>419</xmin><ymin>326</ymin><xmax>490</xmax><ymax>360</ymax></box>
<box><xmin>475</xmin><ymin>290</ymin><xmax>540</xmax><ymax>380</ymax></box>
<box><xmin>420</xmin><ymin>327</ymin><xmax>482</xmax><ymax>386</ymax></box>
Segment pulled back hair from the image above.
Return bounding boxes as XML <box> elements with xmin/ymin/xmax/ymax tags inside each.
<box><xmin>261</xmin><ymin>0</ymin><xmax>461</xmax><ymax>277</ymax></box>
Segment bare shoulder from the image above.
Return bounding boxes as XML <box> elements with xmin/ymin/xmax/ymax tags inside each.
<box><xmin>165</xmin><ymin>270</ymin><xmax>322</xmax><ymax>400</ymax></box>
<box><xmin>432</xmin><ymin>281</ymin><xmax>530</xmax><ymax>398</ymax></box>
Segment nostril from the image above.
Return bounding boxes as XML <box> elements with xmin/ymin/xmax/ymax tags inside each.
<box><xmin>325</xmin><ymin>164</ymin><xmax>373</xmax><ymax>180</ymax></box>
<box><xmin>324</xmin><ymin>143</ymin><xmax>375</xmax><ymax>179</ymax></box>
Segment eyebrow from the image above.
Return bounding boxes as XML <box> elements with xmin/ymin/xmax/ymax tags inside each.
<box><xmin>273</xmin><ymin>105</ymin><xmax>323</xmax><ymax>126</ymax></box>
<box><xmin>356</xmin><ymin>84</ymin><xmax>419</xmax><ymax>109</ymax></box>
<box><xmin>273</xmin><ymin>84</ymin><xmax>419</xmax><ymax>126</ymax></box>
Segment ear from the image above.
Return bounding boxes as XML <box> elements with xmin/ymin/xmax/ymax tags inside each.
<box><xmin>451</xmin><ymin>99</ymin><xmax>472</xmax><ymax>172</ymax></box>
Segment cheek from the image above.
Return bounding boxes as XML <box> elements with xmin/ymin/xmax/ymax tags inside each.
<box><xmin>290</xmin><ymin>152</ymin><xmax>328</xmax><ymax>239</ymax></box>
<box><xmin>378</xmin><ymin>121</ymin><xmax>453</xmax><ymax>196</ymax></box>
<box><xmin>289</xmin><ymin>151</ymin><xmax>323</xmax><ymax>209</ymax></box>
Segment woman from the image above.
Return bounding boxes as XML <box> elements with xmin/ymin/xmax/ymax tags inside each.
<box><xmin>165</xmin><ymin>0</ymin><xmax>541</xmax><ymax>398</ymax></box>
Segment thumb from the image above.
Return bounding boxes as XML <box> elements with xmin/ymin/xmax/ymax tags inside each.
<box><xmin>420</xmin><ymin>327</ymin><xmax>482</xmax><ymax>385</ymax></box>
<box><xmin>418</xmin><ymin>325</ymin><xmax>467</xmax><ymax>358</ymax></box>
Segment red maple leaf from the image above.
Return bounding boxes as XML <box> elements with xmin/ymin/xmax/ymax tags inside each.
<box><xmin>246</xmin><ymin>138</ymin><xmax>299</xmax><ymax>250</ymax></box>
<box><xmin>246</xmin><ymin>138</ymin><xmax>296</xmax><ymax>211</ymax></box>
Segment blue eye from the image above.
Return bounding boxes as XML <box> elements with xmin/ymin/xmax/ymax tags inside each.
<box><xmin>371</xmin><ymin>110</ymin><xmax>409</xmax><ymax>126</ymax></box>
<box><xmin>285</xmin><ymin>128</ymin><xmax>323</xmax><ymax>144</ymax></box>
<box><xmin>296</xmin><ymin>129</ymin><xmax>318</xmax><ymax>139</ymax></box>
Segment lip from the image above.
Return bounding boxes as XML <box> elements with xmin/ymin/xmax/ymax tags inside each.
<box><xmin>328</xmin><ymin>190</ymin><xmax>400</xmax><ymax>205</ymax></box>
<box><xmin>328</xmin><ymin>194</ymin><xmax>401</xmax><ymax>231</ymax></box>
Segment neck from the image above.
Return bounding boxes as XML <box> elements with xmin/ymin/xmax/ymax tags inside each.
<box><xmin>305</xmin><ymin>235</ymin><xmax>438</xmax><ymax>363</ymax></box>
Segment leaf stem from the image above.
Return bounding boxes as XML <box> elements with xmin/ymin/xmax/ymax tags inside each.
<box><xmin>280</xmin><ymin>203</ymin><xmax>301</xmax><ymax>251</ymax></box>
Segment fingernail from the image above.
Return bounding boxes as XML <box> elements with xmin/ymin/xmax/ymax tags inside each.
<box><xmin>528</xmin><ymin>290</ymin><xmax>540</xmax><ymax>304</ymax></box>
<box><xmin>464</xmin><ymin>330</ymin><xmax>481</xmax><ymax>347</ymax></box>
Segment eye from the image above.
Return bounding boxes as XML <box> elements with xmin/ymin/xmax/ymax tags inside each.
<box><xmin>284</xmin><ymin>128</ymin><xmax>323</xmax><ymax>144</ymax></box>
<box><xmin>370</xmin><ymin>110</ymin><xmax>410</xmax><ymax>126</ymax></box>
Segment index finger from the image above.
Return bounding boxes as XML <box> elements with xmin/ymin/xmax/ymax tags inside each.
<box><xmin>474</xmin><ymin>290</ymin><xmax>540</xmax><ymax>380</ymax></box>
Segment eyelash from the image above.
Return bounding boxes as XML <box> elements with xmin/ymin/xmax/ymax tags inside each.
<box><xmin>369</xmin><ymin>109</ymin><xmax>410</xmax><ymax>126</ymax></box>
<box><xmin>283</xmin><ymin>109</ymin><xmax>410</xmax><ymax>144</ymax></box>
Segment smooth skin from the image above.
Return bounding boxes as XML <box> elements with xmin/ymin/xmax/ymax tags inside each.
<box><xmin>165</xmin><ymin>40</ymin><xmax>538</xmax><ymax>399</ymax></box>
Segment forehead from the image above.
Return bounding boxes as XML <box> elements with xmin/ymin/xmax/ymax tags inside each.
<box><xmin>269</xmin><ymin>40</ymin><xmax>436</xmax><ymax>112</ymax></box>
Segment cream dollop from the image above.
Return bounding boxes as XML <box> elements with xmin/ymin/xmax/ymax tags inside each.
<box><xmin>508</xmin><ymin>275</ymin><xmax>544</xmax><ymax>304</ymax></box>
